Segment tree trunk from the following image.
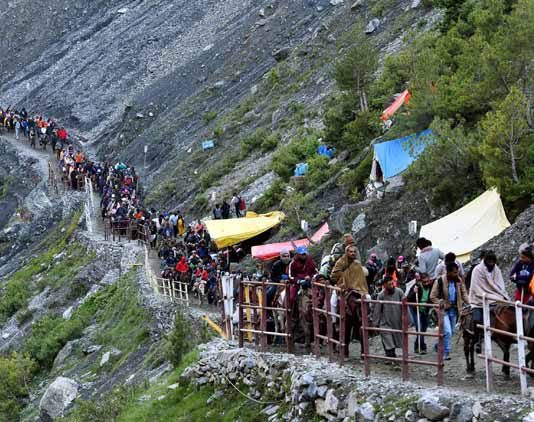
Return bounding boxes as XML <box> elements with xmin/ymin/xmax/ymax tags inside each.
<box><xmin>510</xmin><ymin>142</ymin><xmax>519</xmax><ymax>183</ymax></box>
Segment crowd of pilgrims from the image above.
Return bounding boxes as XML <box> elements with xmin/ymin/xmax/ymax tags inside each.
<box><xmin>4</xmin><ymin>109</ymin><xmax>534</xmax><ymax>362</ymax></box>
<box><xmin>1</xmin><ymin>107</ymin><xmax>68</xmax><ymax>150</ymax></box>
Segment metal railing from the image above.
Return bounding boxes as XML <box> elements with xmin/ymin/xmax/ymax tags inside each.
<box><xmin>478</xmin><ymin>294</ymin><xmax>534</xmax><ymax>395</ymax></box>
<box><xmin>311</xmin><ymin>281</ymin><xmax>346</xmax><ymax>365</ymax></box>
<box><xmin>238</xmin><ymin>279</ymin><xmax>293</xmax><ymax>353</ymax></box>
<box><xmin>360</xmin><ymin>297</ymin><xmax>445</xmax><ymax>385</ymax></box>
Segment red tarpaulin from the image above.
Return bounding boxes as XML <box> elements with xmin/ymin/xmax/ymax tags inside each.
<box><xmin>380</xmin><ymin>89</ymin><xmax>411</xmax><ymax>121</ymax></box>
<box><xmin>310</xmin><ymin>222</ymin><xmax>330</xmax><ymax>244</ymax></box>
<box><xmin>251</xmin><ymin>222</ymin><xmax>331</xmax><ymax>261</ymax></box>
<box><xmin>251</xmin><ymin>239</ymin><xmax>310</xmax><ymax>261</ymax></box>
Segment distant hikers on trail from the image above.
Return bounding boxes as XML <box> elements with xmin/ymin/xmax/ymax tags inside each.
<box><xmin>0</xmin><ymin>107</ymin><xmax>69</xmax><ymax>152</ymax></box>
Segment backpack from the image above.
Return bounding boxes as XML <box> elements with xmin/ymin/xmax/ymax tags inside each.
<box><xmin>238</xmin><ymin>197</ymin><xmax>246</xmax><ymax>211</ymax></box>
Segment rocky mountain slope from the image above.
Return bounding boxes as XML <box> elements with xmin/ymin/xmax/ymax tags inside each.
<box><xmin>0</xmin><ymin>0</ymin><xmax>438</xmax><ymax>214</ymax></box>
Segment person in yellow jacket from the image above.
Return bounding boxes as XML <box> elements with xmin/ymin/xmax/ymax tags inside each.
<box><xmin>177</xmin><ymin>214</ymin><xmax>186</xmax><ymax>237</ymax></box>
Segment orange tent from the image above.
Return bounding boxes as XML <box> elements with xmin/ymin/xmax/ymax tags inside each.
<box><xmin>380</xmin><ymin>89</ymin><xmax>411</xmax><ymax>121</ymax></box>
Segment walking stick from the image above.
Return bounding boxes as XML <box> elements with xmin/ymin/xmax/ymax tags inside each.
<box><xmin>416</xmin><ymin>290</ymin><xmax>422</xmax><ymax>353</ymax></box>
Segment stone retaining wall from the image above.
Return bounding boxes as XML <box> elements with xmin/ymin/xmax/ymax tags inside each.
<box><xmin>180</xmin><ymin>339</ymin><xmax>533</xmax><ymax>422</ymax></box>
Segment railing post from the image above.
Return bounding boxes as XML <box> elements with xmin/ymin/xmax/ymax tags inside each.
<box><xmin>401</xmin><ymin>297</ymin><xmax>409</xmax><ymax>382</ymax></box>
<box><xmin>325</xmin><ymin>286</ymin><xmax>334</xmax><ymax>362</ymax></box>
<box><xmin>437</xmin><ymin>302</ymin><xmax>445</xmax><ymax>386</ymax></box>
<box><xmin>261</xmin><ymin>280</ymin><xmax>268</xmax><ymax>352</ymax></box>
<box><xmin>238</xmin><ymin>282</ymin><xmax>244</xmax><ymax>348</ymax></box>
<box><xmin>482</xmin><ymin>294</ymin><xmax>493</xmax><ymax>392</ymax></box>
<box><xmin>361</xmin><ymin>296</ymin><xmax>370</xmax><ymax>377</ymax></box>
<box><xmin>312</xmin><ymin>282</ymin><xmax>321</xmax><ymax>358</ymax></box>
<box><xmin>285</xmin><ymin>282</ymin><xmax>293</xmax><ymax>353</ymax></box>
<box><xmin>515</xmin><ymin>301</ymin><xmax>528</xmax><ymax>395</ymax></box>
<box><xmin>338</xmin><ymin>291</ymin><xmax>346</xmax><ymax>366</ymax></box>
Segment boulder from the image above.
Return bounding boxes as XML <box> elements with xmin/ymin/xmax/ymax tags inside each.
<box><xmin>53</xmin><ymin>340</ymin><xmax>78</xmax><ymax>367</ymax></box>
<box><xmin>40</xmin><ymin>377</ymin><xmax>78</xmax><ymax>421</ymax></box>
<box><xmin>324</xmin><ymin>389</ymin><xmax>339</xmax><ymax>414</ymax></box>
<box><xmin>100</xmin><ymin>351</ymin><xmax>111</xmax><ymax>367</ymax></box>
<box><xmin>523</xmin><ymin>412</ymin><xmax>534</xmax><ymax>422</ymax></box>
<box><xmin>450</xmin><ymin>402</ymin><xmax>474</xmax><ymax>422</ymax></box>
<box><xmin>365</xmin><ymin>18</ymin><xmax>380</xmax><ymax>34</ymax></box>
<box><xmin>411</xmin><ymin>0</ymin><xmax>422</xmax><ymax>7</ymax></box>
<box><xmin>417</xmin><ymin>396</ymin><xmax>449</xmax><ymax>421</ymax></box>
<box><xmin>330</xmin><ymin>0</ymin><xmax>344</xmax><ymax>4</ymax></box>
<box><xmin>355</xmin><ymin>402</ymin><xmax>375</xmax><ymax>421</ymax></box>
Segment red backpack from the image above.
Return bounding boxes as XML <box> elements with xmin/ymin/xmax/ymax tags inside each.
<box><xmin>239</xmin><ymin>197</ymin><xmax>246</xmax><ymax>211</ymax></box>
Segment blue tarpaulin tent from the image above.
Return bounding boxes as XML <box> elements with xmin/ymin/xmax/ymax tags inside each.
<box><xmin>202</xmin><ymin>139</ymin><xmax>215</xmax><ymax>151</ymax></box>
<box><xmin>370</xmin><ymin>129</ymin><xmax>433</xmax><ymax>181</ymax></box>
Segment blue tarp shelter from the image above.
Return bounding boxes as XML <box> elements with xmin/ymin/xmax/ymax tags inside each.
<box><xmin>370</xmin><ymin>129</ymin><xmax>433</xmax><ymax>181</ymax></box>
<box><xmin>202</xmin><ymin>139</ymin><xmax>215</xmax><ymax>151</ymax></box>
<box><xmin>317</xmin><ymin>145</ymin><xmax>335</xmax><ymax>159</ymax></box>
<box><xmin>294</xmin><ymin>162</ymin><xmax>308</xmax><ymax>176</ymax></box>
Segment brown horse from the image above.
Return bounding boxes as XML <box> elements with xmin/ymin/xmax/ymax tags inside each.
<box><xmin>462</xmin><ymin>305</ymin><xmax>534</xmax><ymax>379</ymax></box>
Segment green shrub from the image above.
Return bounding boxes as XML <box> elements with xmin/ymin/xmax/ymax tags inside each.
<box><xmin>0</xmin><ymin>214</ymin><xmax>84</xmax><ymax>324</ymax></box>
<box><xmin>203</xmin><ymin>111</ymin><xmax>218</xmax><ymax>124</ymax></box>
<box><xmin>23</xmin><ymin>315</ymin><xmax>85</xmax><ymax>369</ymax></box>
<box><xmin>338</xmin><ymin>151</ymin><xmax>373</xmax><ymax>199</ymax></box>
<box><xmin>253</xmin><ymin>179</ymin><xmax>286</xmax><ymax>211</ymax></box>
<box><xmin>165</xmin><ymin>311</ymin><xmax>192</xmax><ymax>367</ymax></box>
<box><xmin>199</xmin><ymin>156</ymin><xmax>235</xmax><ymax>190</ymax></box>
<box><xmin>0</xmin><ymin>354</ymin><xmax>36</xmax><ymax>421</ymax></box>
<box><xmin>213</xmin><ymin>126</ymin><xmax>224</xmax><ymax>140</ymax></box>
<box><xmin>271</xmin><ymin>135</ymin><xmax>320</xmax><ymax>180</ymax></box>
<box><xmin>240</xmin><ymin>129</ymin><xmax>280</xmax><ymax>159</ymax></box>
<box><xmin>306</xmin><ymin>155</ymin><xmax>335</xmax><ymax>187</ymax></box>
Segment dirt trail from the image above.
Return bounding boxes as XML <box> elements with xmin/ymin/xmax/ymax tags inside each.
<box><xmin>2</xmin><ymin>131</ymin><xmax>50</xmax><ymax>178</ymax></box>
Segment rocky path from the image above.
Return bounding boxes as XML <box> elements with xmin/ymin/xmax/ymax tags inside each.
<box><xmin>1</xmin><ymin>131</ymin><xmax>50</xmax><ymax>178</ymax></box>
<box><xmin>1</xmin><ymin>129</ymin><xmax>220</xmax><ymax>328</ymax></box>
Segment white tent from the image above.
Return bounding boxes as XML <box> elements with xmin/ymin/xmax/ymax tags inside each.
<box><xmin>419</xmin><ymin>189</ymin><xmax>511</xmax><ymax>262</ymax></box>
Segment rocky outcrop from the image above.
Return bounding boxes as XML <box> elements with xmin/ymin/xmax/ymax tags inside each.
<box><xmin>180</xmin><ymin>339</ymin><xmax>531</xmax><ymax>421</ymax></box>
<box><xmin>39</xmin><ymin>376</ymin><xmax>79</xmax><ymax>421</ymax></box>
<box><xmin>473</xmin><ymin>205</ymin><xmax>534</xmax><ymax>275</ymax></box>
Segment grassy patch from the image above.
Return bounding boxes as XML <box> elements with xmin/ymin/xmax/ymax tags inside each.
<box><xmin>0</xmin><ymin>211</ymin><xmax>82</xmax><ymax>324</ymax></box>
<box><xmin>0</xmin><ymin>353</ymin><xmax>36</xmax><ymax>422</ymax></box>
<box><xmin>0</xmin><ymin>175</ymin><xmax>14</xmax><ymax>200</ymax></box>
<box><xmin>93</xmin><ymin>273</ymin><xmax>151</xmax><ymax>366</ymax></box>
<box><xmin>22</xmin><ymin>271</ymin><xmax>149</xmax><ymax>372</ymax></box>
<box><xmin>63</xmin><ymin>348</ymin><xmax>265</xmax><ymax>422</ymax></box>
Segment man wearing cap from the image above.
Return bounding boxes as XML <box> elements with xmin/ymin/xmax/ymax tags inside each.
<box><xmin>289</xmin><ymin>245</ymin><xmax>317</xmax><ymax>352</ymax></box>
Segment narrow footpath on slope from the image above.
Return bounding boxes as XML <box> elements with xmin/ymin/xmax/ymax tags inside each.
<box><xmin>1</xmin><ymin>130</ymin><xmax>221</xmax><ymax>322</ymax></box>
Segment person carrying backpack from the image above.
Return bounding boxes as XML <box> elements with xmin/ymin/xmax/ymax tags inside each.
<box><xmin>430</xmin><ymin>262</ymin><xmax>469</xmax><ymax>360</ymax></box>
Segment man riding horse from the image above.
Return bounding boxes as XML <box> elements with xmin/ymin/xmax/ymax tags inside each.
<box><xmin>330</xmin><ymin>244</ymin><xmax>369</xmax><ymax>357</ymax></box>
<box><xmin>469</xmin><ymin>251</ymin><xmax>510</xmax><ymax>354</ymax></box>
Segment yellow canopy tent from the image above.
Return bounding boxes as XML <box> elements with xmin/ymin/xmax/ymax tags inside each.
<box><xmin>419</xmin><ymin>189</ymin><xmax>510</xmax><ymax>262</ymax></box>
<box><xmin>204</xmin><ymin>211</ymin><xmax>285</xmax><ymax>249</ymax></box>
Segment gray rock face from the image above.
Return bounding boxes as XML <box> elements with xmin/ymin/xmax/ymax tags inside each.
<box><xmin>351</xmin><ymin>212</ymin><xmax>366</xmax><ymax>234</ymax></box>
<box><xmin>40</xmin><ymin>377</ymin><xmax>79</xmax><ymax>421</ymax></box>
